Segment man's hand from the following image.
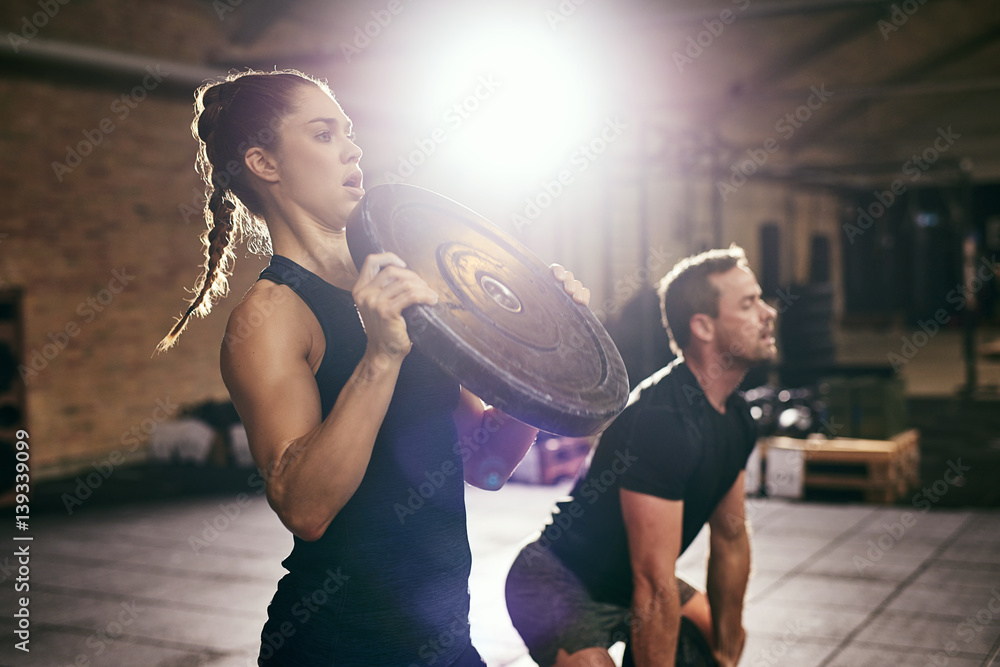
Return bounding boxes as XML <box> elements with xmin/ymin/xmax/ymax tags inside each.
<box><xmin>454</xmin><ymin>389</ymin><xmax>538</xmax><ymax>490</ymax></box>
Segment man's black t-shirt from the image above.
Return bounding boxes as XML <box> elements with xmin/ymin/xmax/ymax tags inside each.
<box><xmin>544</xmin><ymin>359</ymin><xmax>757</xmax><ymax>607</ymax></box>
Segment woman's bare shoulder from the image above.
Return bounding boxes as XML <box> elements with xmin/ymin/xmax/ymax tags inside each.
<box><xmin>221</xmin><ymin>279</ymin><xmax>321</xmax><ymax>368</ymax></box>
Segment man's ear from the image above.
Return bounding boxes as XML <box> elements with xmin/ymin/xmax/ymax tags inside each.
<box><xmin>689</xmin><ymin>313</ymin><xmax>714</xmax><ymax>344</ymax></box>
<box><xmin>244</xmin><ymin>146</ymin><xmax>280</xmax><ymax>183</ymax></box>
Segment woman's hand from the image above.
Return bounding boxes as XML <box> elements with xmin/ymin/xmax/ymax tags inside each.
<box><xmin>352</xmin><ymin>252</ymin><xmax>438</xmax><ymax>361</ymax></box>
<box><xmin>550</xmin><ymin>264</ymin><xmax>590</xmax><ymax>306</ymax></box>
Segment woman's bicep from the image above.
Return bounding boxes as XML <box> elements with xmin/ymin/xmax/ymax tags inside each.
<box><xmin>221</xmin><ymin>302</ymin><xmax>323</xmax><ymax>480</ymax></box>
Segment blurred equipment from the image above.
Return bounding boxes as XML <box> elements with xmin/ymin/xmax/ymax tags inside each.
<box><xmin>150</xmin><ymin>400</ymin><xmax>250</xmax><ymax>467</ymax></box>
<box><xmin>149</xmin><ymin>419</ymin><xmax>216</xmax><ymax>464</ymax></box>
<box><xmin>743</xmin><ymin>385</ymin><xmax>778</xmax><ymax>437</ymax></box>
<box><xmin>347</xmin><ymin>183</ymin><xmax>629</xmax><ymax>436</ymax></box>
<box><xmin>774</xmin><ymin>387</ymin><xmax>820</xmax><ymax>438</ymax></box>
<box><xmin>228</xmin><ymin>423</ymin><xmax>256</xmax><ymax>469</ymax></box>
<box><xmin>763</xmin><ymin>430</ymin><xmax>920</xmax><ymax>504</ymax></box>
<box><xmin>759</xmin><ymin>223</ymin><xmax>781</xmax><ymax>296</ymax></box>
<box><xmin>778</xmin><ymin>282</ymin><xmax>836</xmax><ymax>374</ymax></box>
<box><xmin>747</xmin><ymin>370</ymin><xmax>906</xmax><ymax>441</ymax></box>
<box><xmin>818</xmin><ymin>373</ymin><xmax>906</xmax><ymax>440</ymax></box>
<box><xmin>743</xmin><ymin>371</ymin><xmax>916</xmax><ymax>504</ymax></box>
<box><xmin>744</xmin><ymin>384</ymin><xmax>828</xmax><ymax>439</ymax></box>
<box><xmin>509</xmin><ymin>434</ymin><xmax>593</xmax><ymax>486</ymax></box>
<box><xmin>809</xmin><ymin>234</ymin><xmax>832</xmax><ymax>284</ymax></box>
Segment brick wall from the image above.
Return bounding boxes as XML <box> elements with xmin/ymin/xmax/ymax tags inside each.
<box><xmin>0</xmin><ymin>0</ymin><xmax>269</xmax><ymax>477</ymax></box>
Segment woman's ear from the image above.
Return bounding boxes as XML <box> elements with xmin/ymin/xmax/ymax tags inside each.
<box><xmin>244</xmin><ymin>146</ymin><xmax>280</xmax><ymax>183</ymax></box>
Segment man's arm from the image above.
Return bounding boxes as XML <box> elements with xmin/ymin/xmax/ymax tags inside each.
<box><xmin>454</xmin><ymin>388</ymin><xmax>538</xmax><ymax>489</ymax></box>
<box><xmin>706</xmin><ymin>470</ymin><xmax>750</xmax><ymax>667</ymax></box>
<box><xmin>621</xmin><ymin>488</ymin><xmax>684</xmax><ymax>667</ymax></box>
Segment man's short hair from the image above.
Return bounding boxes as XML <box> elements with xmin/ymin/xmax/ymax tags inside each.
<box><xmin>657</xmin><ymin>245</ymin><xmax>749</xmax><ymax>354</ymax></box>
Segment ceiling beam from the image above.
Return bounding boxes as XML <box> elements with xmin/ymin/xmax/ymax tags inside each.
<box><xmin>645</xmin><ymin>0</ymin><xmax>951</xmax><ymax>25</ymax></box>
<box><xmin>648</xmin><ymin>77</ymin><xmax>1000</xmax><ymax>114</ymax></box>
<box><xmin>780</xmin><ymin>20</ymin><xmax>1000</xmax><ymax>152</ymax></box>
<box><xmin>0</xmin><ymin>37</ymin><xmax>225</xmax><ymax>95</ymax></box>
<box><xmin>702</xmin><ymin>8</ymin><xmax>886</xmax><ymax>129</ymax></box>
<box><xmin>744</xmin><ymin>77</ymin><xmax>1000</xmax><ymax>102</ymax></box>
<box><xmin>734</xmin><ymin>8</ymin><xmax>885</xmax><ymax>91</ymax></box>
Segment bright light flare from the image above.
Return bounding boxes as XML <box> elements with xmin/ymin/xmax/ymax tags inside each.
<box><xmin>416</xmin><ymin>20</ymin><xmax>608</xmax><ymax>189</ymax></box>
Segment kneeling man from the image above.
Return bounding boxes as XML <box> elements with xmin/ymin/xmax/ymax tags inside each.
<box><xmin>506</xmin><ymin>246</ymin><xmax>777</xmax><ymax>666</ymax></box>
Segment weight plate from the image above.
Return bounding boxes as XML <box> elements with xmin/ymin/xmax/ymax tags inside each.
<box><xmin>346</xmin><ymin>184</ymin><xmax>629</xmax><ymax>436</ymax></box>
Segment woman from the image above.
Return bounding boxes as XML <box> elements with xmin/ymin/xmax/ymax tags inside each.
<box><xmin>158</xmin><ymin>69</ymin><xmax>588</xmax><ymax>666</ymax></box>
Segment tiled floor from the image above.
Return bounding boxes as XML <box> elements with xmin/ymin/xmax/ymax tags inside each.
<box><xmin>1</xmin><ymin>479</ymin><xmax>998</xmax><ymax>666</ymax></box>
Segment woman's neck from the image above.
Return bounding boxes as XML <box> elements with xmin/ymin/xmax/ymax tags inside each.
<box><xmin>267</xmin><ymin>218</ymin><xmax>359</xmax><ymax>290</ymax></box>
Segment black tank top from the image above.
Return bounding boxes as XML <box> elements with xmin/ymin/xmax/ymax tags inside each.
<box><xmin>256</xmin><ymin>255</ymin><xmax>472</xmax><ymax>666</ymax></box>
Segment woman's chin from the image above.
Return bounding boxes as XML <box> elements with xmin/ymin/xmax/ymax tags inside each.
<box><xmin>337</xmin><ymin>199</ymin><xmax>363</xmax><ymax>228</ymax></box>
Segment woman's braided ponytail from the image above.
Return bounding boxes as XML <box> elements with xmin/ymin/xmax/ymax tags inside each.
<box><xmin>156</xmin><ymin>69</ymin><xmax>334</xmax><ymax>351</ymax></box>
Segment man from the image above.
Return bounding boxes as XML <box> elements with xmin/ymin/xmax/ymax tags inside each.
<box><xmin>506</xmin><ymin>246</ymin><xmax>777</xmax><ymax>666</ymax></box>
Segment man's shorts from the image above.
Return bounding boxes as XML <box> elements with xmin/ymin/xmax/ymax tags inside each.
<box><xmin>505</xmin><ymin>540</ymin><xmax>697</xmax><ymax>667</ymax></box>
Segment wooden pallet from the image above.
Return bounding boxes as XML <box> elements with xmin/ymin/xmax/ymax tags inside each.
<box><xmin>764</xmin><ymin>429</ymin><xmax>920</xmax><ymax>503</ymax></box>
